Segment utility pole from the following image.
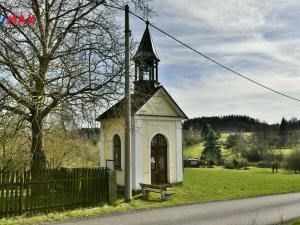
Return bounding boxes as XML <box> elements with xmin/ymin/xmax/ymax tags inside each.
<box><xmin>124</xmin><ymin>4</ymin><xmax>132</xmax><ymax>201</ymax></box>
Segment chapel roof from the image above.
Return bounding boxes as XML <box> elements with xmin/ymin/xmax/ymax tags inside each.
<box><xmin>96</xmin><ymin>86</ymin><xmax>188</xmax><ymax>121</ymax></box>
<box><xmin>96</xmin><ymin>86</ymin><xmax>160</xmax><ymax>121</ymax></box>
<box><xmin>132</xmin><ymin>22</ymin><xmax>160</xmax><ymax>62</ymax></box>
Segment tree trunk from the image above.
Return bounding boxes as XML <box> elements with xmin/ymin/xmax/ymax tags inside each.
<box><xmin>30</xmin><ymin>115</ymin><xmax>46</xmax><ymax>175</ymax></box>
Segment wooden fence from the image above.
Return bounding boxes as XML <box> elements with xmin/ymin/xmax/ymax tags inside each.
<box><xmin>0</xmin><ymin>168</ymin><xmax>113</xmax><ymax>217</ymax></box>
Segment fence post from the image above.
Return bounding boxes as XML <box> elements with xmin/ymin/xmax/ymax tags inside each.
<box><xmin>106</xmin><ymin>170</ymin><xmax>117</xmax><ymax>205</ymax></box>
<box><xmin>19</xmin><ymin>172</ymin><xmax>23</xmax><ymax>215</ymax></box>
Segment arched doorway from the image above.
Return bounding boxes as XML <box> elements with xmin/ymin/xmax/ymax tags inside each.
<box><xmin>151</xmin><ymin>134</ymin><xmax>168</xmax><ymax>184</ymax></box>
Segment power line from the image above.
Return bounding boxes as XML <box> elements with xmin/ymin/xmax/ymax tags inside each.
<box><xmin>104</xmin><ymin>4</ymin><xmax>300</xmax><ymax>103</ymax></box>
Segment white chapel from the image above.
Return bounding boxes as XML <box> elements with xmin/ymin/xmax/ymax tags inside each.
<box><xmin>96</xmin><ymin>23</ymin><xmax>187</xmax><ymax>190</ymax></box>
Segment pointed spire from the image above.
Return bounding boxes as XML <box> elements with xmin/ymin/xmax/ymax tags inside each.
<box><xmin>133</xmin><ymin>21</ymin><xmax>160</xmax><ymax>62</ymax></box>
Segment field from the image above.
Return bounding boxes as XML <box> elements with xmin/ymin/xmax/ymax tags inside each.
<box><xmin>183</xmin><ymin>143</ymin><xmax>203</xmax><ymax>159</ymax></box>
<box><xmin>183</xmin><ymin>133</ymin><xmax>242</xmax><ymax>160</ymax></box>
<box><xmin>3</xmin><ymin>167</ymin><xmax>300</xmax><ymax>225</ymax></box>
<box><xmin>183</xmin><ymin>141</ymin><xmax>233</xmax><ymax>160</ymax></box>
<box><xmin>183</xmin><ymin>133</ymin><xmax>294</xmax><ymax>160</ymax></box>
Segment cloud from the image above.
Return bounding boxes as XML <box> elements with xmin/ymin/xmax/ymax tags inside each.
<box><xmin>166</xmin><ymin>69</ymin><xmax>300</xmax><ymax>123</ymax></box>
<box><xmin>129</xmin><ymin>0</ymin><xmax>300</xmax><ymax>123</ymax></box>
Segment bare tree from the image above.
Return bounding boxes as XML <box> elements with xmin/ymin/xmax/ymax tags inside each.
<box><xmin>0</xmin><ymin>0</ymin><xmax>150</xmax><ymax>174</ymax></box>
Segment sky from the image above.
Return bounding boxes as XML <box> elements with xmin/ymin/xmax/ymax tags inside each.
<box><xmin>127</xmin><ymin>0</ymin><xmax>300</xmax><ymax>124</ymax></box>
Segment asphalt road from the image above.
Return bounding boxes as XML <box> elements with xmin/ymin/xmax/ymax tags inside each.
<box><xmin>55</xmin><ymin>193</ymin><xmax>300</xmax><ymax>225</ymax></box>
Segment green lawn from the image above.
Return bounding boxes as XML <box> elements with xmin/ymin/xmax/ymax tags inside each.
<box><xmin>2</xmin><ymin>167</ymin><xmax>300</xmax><ymax>225</ymax></box>
<box><xmin>173</xmin><ymin>167</ymin><xmax>300</xmax><ymax>202</ymax></box>
<box><xmin>288</xmin><ymin>220</ymin><xmax>300</xmax><ymax>225</ymax></box>
<box><xmin>183</xmin><ymin>143</ymin><xmax>232</xmax><ymax>160</ymax></box>
<box><xmin>183</xmin><ymin>143</ymin><xmax>203</xmax><ymax>159</ymax></box>
<box><xmin>290</xmin><ymin>222</ymin><xmax>300</xmax><ymax>225</ymax></box>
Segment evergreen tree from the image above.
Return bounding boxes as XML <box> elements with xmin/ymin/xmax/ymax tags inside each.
<box><xmin>279</xmin><ymin>117</ymin><xmax>288</xmax><ymax>147</ymax></box>
<box><xmin>183</xmin><ymin>115</ymin><xmax>269</xmax><ymax>132</ymax></box>
<box><xmin>201</xmin><ymin>128</ymin><xmax>221</xmax><ymax>164</ymax></box>
<box><xmin>201</xmin><ymin>123</ymin><xmax>211</xmax><ymax>138</ymax></box>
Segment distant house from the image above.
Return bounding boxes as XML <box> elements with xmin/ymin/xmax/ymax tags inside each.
<box><xmin>96</xmin><ymin>23</ymin><xmax>187</xmax><ymax>190</ymax></box>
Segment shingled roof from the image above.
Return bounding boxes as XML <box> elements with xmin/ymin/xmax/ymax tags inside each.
<box><xmin>96</xmin><ymin>85</ymin><xmax>188</xmax><ymax>121</ymax></box>
<box><xmin>96</xmin><ymin>86</ymin><xmax>161</xmax><ymax>121</ymax></box>
<box><xmin>132</xmin><ymin>22</ymin><xmax>160</xmax><ymax>62</ymax></box>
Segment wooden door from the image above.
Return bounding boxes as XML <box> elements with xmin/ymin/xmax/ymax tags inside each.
<box><xmin>151</xmin><ymin>134</ymin><xmax>168</xmax><ymax>184</ymax></box>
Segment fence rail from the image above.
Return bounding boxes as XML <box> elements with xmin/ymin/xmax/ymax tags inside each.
<box><xmin>0</xmin><ymin>168</ymin><xmax>111</xmax><ymax>218</ymax></box>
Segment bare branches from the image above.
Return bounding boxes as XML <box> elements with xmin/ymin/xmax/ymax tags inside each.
<box><xmin>0</xmin><ymin>0</ymin><xmax>150</xmax><ymax>170</ymax></box>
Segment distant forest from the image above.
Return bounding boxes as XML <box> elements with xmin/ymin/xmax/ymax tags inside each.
<box><xmin>182</xmin><ymin>115</ymin><xmax>300</xmax><ymax>132</ymax></box>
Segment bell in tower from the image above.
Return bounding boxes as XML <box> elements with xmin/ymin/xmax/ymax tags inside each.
<box><xmin>133</xmin><ymin>21</ymin><xmax>160</xmax><ymax>95</ymax></box>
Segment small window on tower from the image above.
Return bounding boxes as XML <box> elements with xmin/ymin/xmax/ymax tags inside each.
<box><xmin>144</xmin><ymin>71</ymin><xmax>150</xmax><ymax>80</ymax></box>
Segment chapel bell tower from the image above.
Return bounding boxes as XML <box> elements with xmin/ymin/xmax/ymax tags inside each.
<box><xmin>133</xmin><ymin>21</ymin><xmax>160</xmax><ymax>94</ymax></box>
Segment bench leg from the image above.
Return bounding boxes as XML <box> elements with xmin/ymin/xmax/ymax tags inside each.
<box><xmin>162</xmin><ymin>192</ymin><xmax>171</xmax><ymax>201</ymax></box>
<box><xmin>143</xmin><ymin>189</ymin><xmax>149</xmax><ymax>200</ymax></box>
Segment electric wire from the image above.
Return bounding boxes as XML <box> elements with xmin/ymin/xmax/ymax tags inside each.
<box><xmin>104</xmin><ymin>3</ymin><xmax>300</xmax><ymax>102</ymax></box>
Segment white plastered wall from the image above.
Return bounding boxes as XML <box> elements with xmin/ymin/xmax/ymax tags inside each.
<box><xmin>132</xmin><ymin>116</ymin><xmax>183</xmax><ymax>190</ymax></box>
<box><xmin>100</xmin><ymin>118</ymin><xmax>125</xmax><ymax>186</ymax></box>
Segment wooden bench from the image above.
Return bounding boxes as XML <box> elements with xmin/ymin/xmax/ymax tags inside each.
<box><xmin>140</xmin><ymin>183</ymin><xmax>175</xmax><ymax>201</ymax></box>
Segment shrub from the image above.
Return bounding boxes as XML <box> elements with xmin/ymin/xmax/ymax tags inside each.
<box><xmin>217</xmin><ymin>158</ymin><xmax>225</xmax><ymax>166</ymax></box>
<box><xmin>224</xmin><ymin>158</ymin><xmax>248</xmax><ymax>169</ymax></box>
<box><xmin>207</xmin><ymin>160</ymin><xmax>216</xmax><ymax>168</ymax></box>
<box><xmin>232</xmin><ymin>158</ymin><xmax>239</xmax><ymax>168</ymax></box>
<box><xmin>199</xmin><ymin>160</ymin><xmax>206</xmax><ymax>167</ymax></box>
<box><xmin>237</xmin><ymin>158</ymin><xmax>249</xmax><ymax>168</ymax></box>
<box><xmin>263</xmin><ymin>151</ymin><xmax>284</xmax><ymax>164</ymax></box>
<box><xmin>284</xmin><ymin>150</ymin><xmax>300</xmax><ymax>173</ymax></box>
<box><xmin>245</xmin><ymin>148</ymin><xmax>263</xmax><ymax>162</ymax></box>
<box><xmin>256</xmin><ymin>161</ymin><xmax>272</xmax><ymax>168</ymax></box>
<box><xmin>224</xmin><ymin>160</ymin><xmax>234</xmax><ymax>169</ymax></box>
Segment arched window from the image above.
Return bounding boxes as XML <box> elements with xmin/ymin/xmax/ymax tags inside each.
<box><xmin>113</xmin><ymin>135</ymin><xmax>121</xmax><ymax>169</ymax></box>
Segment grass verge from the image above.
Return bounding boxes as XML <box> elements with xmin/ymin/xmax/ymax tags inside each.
<box><xmin>288</xmin><ymin>220</ymin><xmax>300</xmax><ymax>225</ymax></box>
<box><xmin>2</xmin><ymin>167</ymin><xmax>300</xmax><ymax>225</ymax></box>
